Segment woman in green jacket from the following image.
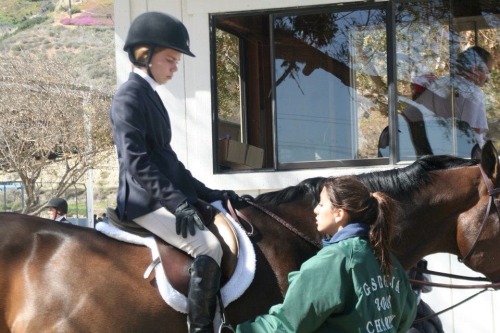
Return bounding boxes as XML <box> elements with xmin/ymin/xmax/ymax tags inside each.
<box><xmin>237</xmin><ymin>176</ymin><xmax>417</xmax><ymax>333</ymax></box>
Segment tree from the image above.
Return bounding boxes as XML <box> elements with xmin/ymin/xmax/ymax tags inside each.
<box><xmin>0</xmin><ymin>52</ymin><xmax>113</xmax><ymax>214</ymax></box>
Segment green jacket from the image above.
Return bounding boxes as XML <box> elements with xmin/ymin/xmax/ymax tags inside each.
<box><xmin>237</xmin><ymin>223</ymin><xmax>417</xmax><ymax>333</ymax></box>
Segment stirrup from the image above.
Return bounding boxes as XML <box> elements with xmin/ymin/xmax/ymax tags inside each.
<box><xmin>218</xmin><ymin>322</ymin><xmax>235</xmax><ymax>333</ymax></box>
<box><xmin>143</xmin><ymin>257</ymin><xmax>161</xmax><ymax>279</ymax></box>
<box><xmin>217</xmin><ymin>293</ymin><xmax>235</xmax><ymax>333</ymax></box>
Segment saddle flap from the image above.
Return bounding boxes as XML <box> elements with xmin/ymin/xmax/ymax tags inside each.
<box><xmin>155</xmin><ymin>208</ymin><xmax>240</xmax><ymax>297</ymax></box>
<box><xmin>155</xmin><ymin>240</ymin><xmax>192</xmax><ymax>296</ymax></box>
<box><xmin>209</xmin><ymin>211</ymin><xmax>240</xmax><ymax>280</ymax></box>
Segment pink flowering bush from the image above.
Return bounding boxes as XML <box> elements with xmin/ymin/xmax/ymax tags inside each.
<box><xmin>60</xmin><ymin>11</ymin><xmax>113</xmax><ymax>26</ymax></box>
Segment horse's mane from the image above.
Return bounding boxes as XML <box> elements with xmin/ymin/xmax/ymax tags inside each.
<box><xmin>358</xmin><ymin>155</ymin><xmax>478</xmax><ymax>199</ymax></box>
<box><xmin>254</xmin><ymin>155</ymin><xmax>478</xmax><ymax>205</ymax></box>
<box><xmin>254</xmin><ymin>177</ymin><xmax>326</xmax><ymax>206</ymax></box>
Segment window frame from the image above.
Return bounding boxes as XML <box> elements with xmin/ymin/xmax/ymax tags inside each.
<box><xmin>210</xmin><ymin>0</ymin><xmax>495</xmax><ymax>173</ymax></box>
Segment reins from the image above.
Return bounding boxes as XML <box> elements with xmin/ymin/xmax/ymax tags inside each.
<box><xmin>409</xmin><ymin>265</ymin><xmax>498</xmax><ymax>324</ymax></box>
<box><xmin>408</xmin><ymin>265</ymin><xmax>500</xmax><ymax>325</ymax></box>
<box><xmin>410</xmin><ymin>164</ymin><xmax>500</xmax><ymax>323</ymax></box>
<box><xmin>412</xmin><ymin>289</ymin><xmax>488</xmax><ymax>324</ymax></box>
<box><xmin>225</xmin><ymin>197</ymin><xmax>322</xmax><ymax>250</ymax></box>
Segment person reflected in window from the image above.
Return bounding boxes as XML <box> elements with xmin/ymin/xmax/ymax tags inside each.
<box><xmin>404</xmin><ymin>46</ymin><xmax>494</xmax><ymax>152</ymax></box>
<box><xmin>236</xmin><ymin>176</ymin><xmax>417</xmax><ymax>333</ymax></box>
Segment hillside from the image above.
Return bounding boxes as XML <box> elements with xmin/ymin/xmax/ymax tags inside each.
<box><xmin>0</xmin><ymin>0</ymin><xmax>116</xmax><ymax>89</ymax></box>
<box><xmin>0</xmin><ymin>0</ymin><xmax>118</xmax><ymax>216</ymax></box>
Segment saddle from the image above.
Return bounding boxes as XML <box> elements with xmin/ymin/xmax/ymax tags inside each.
<box><xmin>106</xmin><ymin>201</ymin><xmax>239</xmax><ymax>296</ymax></box>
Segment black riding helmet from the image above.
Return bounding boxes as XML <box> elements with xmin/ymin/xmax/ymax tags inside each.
<box><xmin>45</xmin><ymin>197</ymin><xmax>68</xmax><ymax>215</ymax></box>
<box><xmin>124</xmin><ymin>11</ymin><xmax>195</xmax><ymax>68</ymax></box>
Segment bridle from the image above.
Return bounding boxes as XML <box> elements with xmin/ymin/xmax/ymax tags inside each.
<box><xmin>225</xmin><ymin>196</ymin><xmax>322</xmax><ymax>250</ymax></box>
<box><xmin>410</xmin><ymin>164</ymin><xmax>500</xmax><ymax>324</ymax></box>
<box><xmin>410</xmin><ymin>164</ymin><xmax>500</xmax><ymax>290</ymax></box>
<box><xmin>458</xmin><ymin>164</ymin><xmax>500</xmax><ymax>263</ymax></box>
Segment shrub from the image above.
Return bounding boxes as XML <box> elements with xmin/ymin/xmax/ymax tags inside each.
<box><xmin>18</xmin><ymin>16</ymin><xmax>48</xmax><ymax>31</ymax></box>
<box><xmin>60</xmin><ymin>13</ymin><xmax>113</xmax><ymax>27</ymax></box>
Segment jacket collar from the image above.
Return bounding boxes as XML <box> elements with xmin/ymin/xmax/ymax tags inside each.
<box><xmin>129</xmin><ymin>72</ymin><xmax>170</xmax><ymax>123</ymax></box>
<box><xmin>133</xmin><ymin>68</ymin><xmax>159</xmax><ymax>91</ymax></box>
<box><xmin>322</xmin><ymin>222</ymin><xmax>370</xmax><ymax>247</ymax></box>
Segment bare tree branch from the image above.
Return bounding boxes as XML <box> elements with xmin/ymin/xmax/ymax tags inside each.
<box><xmin>0</xmin><ymin>53</ymin><xmax>113</xmax><ymax>214</ymax></box>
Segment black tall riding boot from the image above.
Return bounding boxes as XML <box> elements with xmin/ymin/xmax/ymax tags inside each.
<box><xmin>188</xmin><ymin>255</ymin><xmax>221</xmax><ymax>333</ymax></box>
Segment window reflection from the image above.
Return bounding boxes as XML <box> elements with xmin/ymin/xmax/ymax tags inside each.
<box><xmin>274</xmin><ymin>8</ymin><xmax>387</xmax><ymax>164</ymax></box>
<box><xmin>392</xmin><ymin>0</ymin><xmax>498</xmax><ymax>160</ymax></box>
<box><xmin>212</xmin><ymin>1</ymin><xmax>499</xmax><ymax>172</ymax></box>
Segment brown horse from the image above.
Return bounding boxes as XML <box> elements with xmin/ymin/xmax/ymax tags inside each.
<box><xmin>0</xmin><ymin>141</ymin><xmax>499</xmax><ymax>332</ymax></box>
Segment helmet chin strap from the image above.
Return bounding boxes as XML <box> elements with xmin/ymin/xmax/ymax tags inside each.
<box><xmin>129</xmin><ymin>45</ymin><xmax>159</xmax><ymax>83</ymax></box>
<box><xmin>147</xmin><ymin>66</ymin><xmax>157</xmax><ymax>83</ymax></box>
<box><xmin>145</xmin><ymin>46</ymin><xmax>158</xmax><ymax>83</ymax></box>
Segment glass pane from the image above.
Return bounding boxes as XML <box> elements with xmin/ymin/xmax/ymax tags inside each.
<box><xmin>469</xmin><ymin>10</ymin><xmax>500</xmax><ymax>150</ymax></box>
<box><xmin>394</xmin><ymin>0</ymin><xmax>499</xmax><ymax>160</ymax></box>
<box><xmin>214</xmin><ymin>15</ymin><xmax>271</xmax><ymax>171</ymax></box>
<box><xmin>216</xmin><ymin>29</ymin><xmax>242</xmax><ymax>141</ymax></box>
<box><xmin>274</xmin><ymin>8</ymin><xmax>387</xmax><ymax>164</ymax></box>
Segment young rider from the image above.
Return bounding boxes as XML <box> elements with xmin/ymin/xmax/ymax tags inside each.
<box><xmin>45</xmin><ymin>197</ymin><xmax>70</xmax><ymax>223</ymax></box>
<box><xmin>110</xmin><ymin>11</ymin><xmax>238</xmax><ymax>333</ymax></box>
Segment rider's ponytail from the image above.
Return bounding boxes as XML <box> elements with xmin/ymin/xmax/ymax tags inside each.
<box><xmin>369</xmin><ymin>191</ymin><xmax>396</xmax><ymax>275</ymax></box>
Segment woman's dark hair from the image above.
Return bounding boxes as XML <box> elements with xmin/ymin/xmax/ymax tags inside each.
<box><xmin>323</xmin><ymin>176</ymin><xmax>397</xmax><ymax>275</ymax></box>
<box><xmin>456</xmin><ymin>46</ymin><xmax>492</xmax><ymax>72</ymax></box>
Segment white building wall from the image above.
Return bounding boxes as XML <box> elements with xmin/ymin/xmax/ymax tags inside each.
<box><xmin>112</xmin><ymin>0</ymin><xmax>384</xmax><ymax>197</ymax></box>
<box><xmin>112</xmin><ymin>0</ymin><xmax>500</xmax><ymax>331</ymax></box>
<box><xmin>421</xmin><ymin>253</ymin><xmax>500</xmax><ymax>333</ymax></box>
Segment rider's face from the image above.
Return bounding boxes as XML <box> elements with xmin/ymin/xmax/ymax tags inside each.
<box><xmin>48</xmin><ymin>207</ymin><xmax>58</xmax><ymax>220</ymax></box>
<box><xmin>149</xmin><ymin>48</ymin><xmax>182</xmax><ymax>85</ymax></box>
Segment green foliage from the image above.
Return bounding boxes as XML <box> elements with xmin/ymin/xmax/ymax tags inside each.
<box><xmin>216</xmin><ymin>29</ymin><xmax>241</xmax><ymax>122</ymax></box>
<box><xmin>18</xmin><ymin>16</ymin><xmax>49</xmax><ymax>30</ymax></box>
<box><xmin>68</xmin><ymin>202</ymin><xmax>87</xmax><ymax>217</ymax></box>
<box><xmin>0</xmin><ymin>0</ymin><xmax>55</xmax><ymax>26</ymax></box>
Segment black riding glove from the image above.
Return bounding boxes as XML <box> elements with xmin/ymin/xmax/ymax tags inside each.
<box><xmin>224</xmin><ymin>190</ymin><xmax>241</xmax><ymax>203</ymax></box>
<box><xmin>206</xmin><ymin>190</ymin><xmax>240</xmax><ymax>203</ymax></box>
<box><xmin>174</xmin><ymin>201</ymin><xmax>205</xmax><ymax>238</ymax></box>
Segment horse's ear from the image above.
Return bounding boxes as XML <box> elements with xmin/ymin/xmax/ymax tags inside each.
<box><xmin>470</xmin><ymin>143</ymin><xmax>481</xmax><ymax>160</ymax></box>
<box><xmin>480</xmin><ymin>140</ymin><xmax>499</xmax><ymax>180</ymax></box>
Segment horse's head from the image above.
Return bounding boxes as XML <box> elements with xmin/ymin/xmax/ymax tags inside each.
<box><xmin>355</xmin><ymin>146</ymin><xmax>500</xmax><ymax>282</ymax></box>
<box><xmin>391</xmin><ymin>140</ymin><xmax>500</xmax><ymax>282</ymax></box>
<box><xmin>457</xmin><ymin>141</ymin><xmax>500</xmax><ymax>282</ymax></box>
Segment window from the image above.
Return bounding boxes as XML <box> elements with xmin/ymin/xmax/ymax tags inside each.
<box><xmin>393</xmin><ymin>0</ymin><xmax>499</xmax><ymax>160</ymax></box>
<box><xmin>211</xmin><ymin>1</ymin><xmax>499</xmax><ymax>172</ymax></box>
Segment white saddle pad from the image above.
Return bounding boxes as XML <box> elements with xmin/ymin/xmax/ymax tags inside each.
<box><xmin>96</xmin><ymin>201</ymin><xmax>256</xmax><ymax>313</ymax></box>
